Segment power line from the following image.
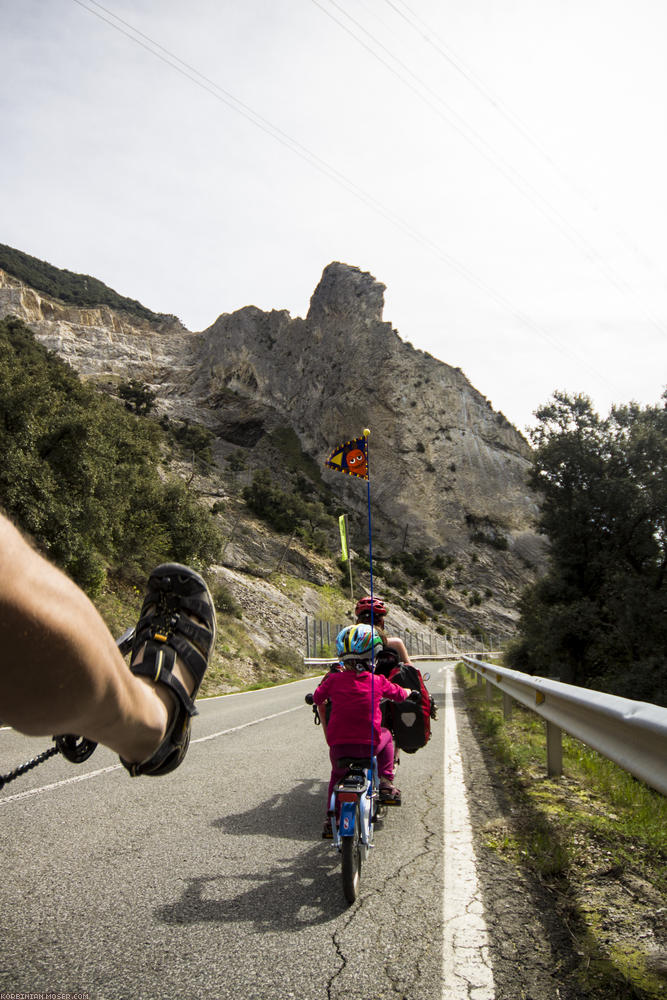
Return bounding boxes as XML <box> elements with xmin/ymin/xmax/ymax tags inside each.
<box><xmin>312</xmin><ymin>0</ymin><xmax>667</xmax><ymax>341</ymax></box>
<box><xmin>71</xmin><ymin>0</ymin><xmax>619</xmax><ymax>390</ymax></box>
<box><xmin>381</xmin><ymin>0</ymin><xmax>667</xmax><ymax>336</ymax></box>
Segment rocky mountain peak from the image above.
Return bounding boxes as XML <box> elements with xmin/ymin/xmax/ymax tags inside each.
<box><xmin>307</xmin><ymin>261</ymin><xmax>387</xmax><ymax>326</ymax></box>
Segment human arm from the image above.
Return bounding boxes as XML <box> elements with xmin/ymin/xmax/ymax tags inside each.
<box><xmin>316</xmin><ymin>703</ymin><xmax>329</xmax><ymax>739</ymax></box>
<box><xmin>0</xmin><ymin>514</ymin><xmax>172</xmax><ymax>763</ymax></box>
<box><xmin>385</xmin><ymin>636</ymin><xmax>413</xmax><ymax>666</ymax></box>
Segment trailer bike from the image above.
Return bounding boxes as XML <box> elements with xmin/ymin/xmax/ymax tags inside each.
<box><xmin>329</xmin><ymin>752</ymin><xmax>386</xmax><ymax>903</ymax></box>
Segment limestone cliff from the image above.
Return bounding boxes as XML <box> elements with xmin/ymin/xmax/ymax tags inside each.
<box><xmin>0</xmin><ymin>257</ymin><xmax>546</xmax><ymax>635</ymax></box>
<box><xmin>196</xmin><ymin>263</ymin><xmax>539</xmax><ymax>556</ymax></box>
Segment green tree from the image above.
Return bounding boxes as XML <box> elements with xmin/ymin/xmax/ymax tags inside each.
<box><xmin>242</xmin><ymin>468</ymin><xmax>329</xmax><ymax>551</ymax></box>
<box><xmin>0</xmin><ymin>242</ymin><xmax>164</xmax><ymax>322</ymax></box>
<box><xmin>118</xmin><ymin>379</ymin><xmax>156</xmax><ymax>415</ymax></box>
<box><xmin>508</xmin><ymin>391</ymin><xmax>667</xmax><ymax>704</ymax></box>
<box><xmin>0</xmin><ymin>317</ymin><xmax>221</xmax><ymax>594</ymax></box>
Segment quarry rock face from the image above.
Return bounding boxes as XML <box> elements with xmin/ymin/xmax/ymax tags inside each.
<box><xmin>0</xmin><ymin>260</ymin><xmax>546</xmax><ymax>633</ymax></box>
<box><xmin>0</xmin><ymin>267</ymin><xmax>200</xmax><ymax>418</ymax></box>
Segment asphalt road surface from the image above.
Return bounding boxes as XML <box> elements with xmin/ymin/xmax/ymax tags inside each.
<box><xmin>0</xmin><ymin>669</ymin><xmax>446</xmax><ymax>1000</ymax></box>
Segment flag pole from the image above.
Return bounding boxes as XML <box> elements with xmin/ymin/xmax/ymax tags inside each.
<box><xmin>363</xmin><ymin>428</ymin><xmax>376</xmax><ymax>771</ymax></box>
<box><xmin>345</xmin><ymin>516</ymin><xmax>354</xmax><ymax>610</ymax></box>
<box><xmin>364</xmin><ymin>428</ymin><xmax>374</xmax><ymax>624</ymax></box>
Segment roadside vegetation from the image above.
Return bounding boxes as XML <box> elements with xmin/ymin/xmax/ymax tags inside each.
<box><xmin>457</xmin><ymin>664</ymin><xmax>667</xmax><ymax>1000</ymax></box>
<box><xmin>0</xmin><ymin>316</ymin><xmax>222</xmax><ymax>595</ymax></box>
<box><xmin>507</xmin><ymin>391</ymin><xmax>667</xmax><ymax>706</ymax></box>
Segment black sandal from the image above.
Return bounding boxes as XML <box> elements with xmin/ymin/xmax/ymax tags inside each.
<box><xmin>121</xmin><ymin>563</ymin><xmax>216</xmax><ymax>777</ymax></box>
<box><xmin>379</xmin><ymin>781</ymin><xmax>402</xmax><ymax>806</ymax></box>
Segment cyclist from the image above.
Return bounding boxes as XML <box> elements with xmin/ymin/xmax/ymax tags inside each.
<box><xmin>313</xmin><ymin>623</ymin><xmax>410</xmax><ymax>838</ymax></box>
<box><xmin>354</xmin><ymin>596</ymin><xmax>413</xmax><ymax>667</ymax></box>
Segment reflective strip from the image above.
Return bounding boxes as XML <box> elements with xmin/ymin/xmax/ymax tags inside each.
<box><xmin>154</xmin><ymin>648</ymin><xmax>164</xmax><ymax>683</ymax></box>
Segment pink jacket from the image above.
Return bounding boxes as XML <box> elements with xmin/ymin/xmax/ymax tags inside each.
<box><xmin>312</xmin><ymin>668</ymin><xmax>407</xmax><ymax>746</ymax></box>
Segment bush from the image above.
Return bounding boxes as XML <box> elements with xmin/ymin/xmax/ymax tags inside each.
<box><xmin>211</xmin><ymin>581</ymin><xmax>243</xmax><ymax>618</ymax></box>
<box><xmin>118</xmin><ymin>379</ymin><xmax>156</xmax><ymax>415</ymax></box>
<box><xmin>0</xmin><ymin>317</ymin><xmax>221</xmax><ymax>594</ymax></box>
<box><xmin>265</xmin><ymin>645</ymin><xmax>306</xmax><ymax>673</ymax></box>
<box><xmin>170</xmin><ymin>419</ymin><xmax>215</xmax><ymax>469</ymax></box>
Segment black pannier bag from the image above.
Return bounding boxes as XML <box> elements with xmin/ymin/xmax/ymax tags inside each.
<box><xmin>375</xmin><ymin>649</ymin><xmax>435</xmax><ymax>753</ymax></box>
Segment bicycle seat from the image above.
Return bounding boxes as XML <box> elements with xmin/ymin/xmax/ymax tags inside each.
<box><xmin>336</xmin><ymin>756</ymin><xmax>373</xmax><ymax>770</ymax></box>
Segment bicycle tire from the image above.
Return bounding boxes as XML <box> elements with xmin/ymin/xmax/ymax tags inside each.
<box><xmin>341</xmin><ymin>806</ymin><xmax>362</xmax><ymax>903</ymax></box>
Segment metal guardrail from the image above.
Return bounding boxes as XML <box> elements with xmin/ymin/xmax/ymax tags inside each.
<box><xmin>463</xmin><ymin>656</ymin><xmax>667</xmax><ymax>797</ymax></box>
<box><xmin>303</xmin><ymin>615</ymin><xmax>501</xmax><ymax>659</ymax></box>
<box><xmin>303</xmin><ymin>651</ymin><xmax>500</xmax><ymax>669</ymax></box>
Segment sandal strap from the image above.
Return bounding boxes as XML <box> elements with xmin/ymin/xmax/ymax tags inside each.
<box><xmin>135</xmin><ymin>610</ymin><xmax>213</xmax><ymax>652</ymax></box>
<box><xmin>129</xmin><ymin>641</ymin><xmax>197</xmax><ymax>718</ymax></box>
<box><xmin>133</xmin><ymin>615</ymin><xmax>212</xmax><ymax>683</ymax></box>
<box><xmin>121</xmin><ymin>701</ymin><xmax>190</xmax><ymax>777</ymax></box>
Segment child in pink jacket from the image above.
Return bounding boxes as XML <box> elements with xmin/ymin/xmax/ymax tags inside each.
<box><xmin>313</xmin><ymin>624</ymin><xmax>410</xmax><ymax>837</ymax></box>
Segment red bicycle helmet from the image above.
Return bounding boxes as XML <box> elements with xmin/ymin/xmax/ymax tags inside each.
<box><xmin>355</xmin><ymin>596</ymin><xmax>387</xmax><ymax>620</ymax></box>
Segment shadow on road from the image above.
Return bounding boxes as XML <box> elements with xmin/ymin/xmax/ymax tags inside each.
<box><xmin>212</xmin><ymin>776</ymin><xmax>326</xmax><ymax>842</ymax></box>
<box><xmin>155</xmin><ymin>779</ymin><xmax>351</xmax><ymax>928</ymax></box>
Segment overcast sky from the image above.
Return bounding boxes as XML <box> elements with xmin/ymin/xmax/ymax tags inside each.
<box><xmin>2</xmin><ymin>0</ymin><xmax>666</xmax><ymax>432</ymax></box>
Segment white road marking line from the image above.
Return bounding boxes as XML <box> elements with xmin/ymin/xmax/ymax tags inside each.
<box><xmin>0</xmin><ymin>764</ymin><xmax>122</xmax><ymax>805</ymax></box>
<box><xmin>443</xmin><ymin>665</ymin><xmax>496</xmax><ymax>999</ymax></box>
<box><xmin>191</xmin><ymin>705</ymin><xmax>304</xmax><ymax>744</ymax></box>
<box><xmin>201</xmin><ymin>677</ymin><xmax>322</xmax><ymax>701</ymax></box>
<box><xmin>0</xmin><ymin>704</ymin><xmax>305</xmax><ymax>805</ymax></box>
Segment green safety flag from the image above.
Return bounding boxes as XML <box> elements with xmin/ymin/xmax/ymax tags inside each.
<box><xmin>339</xmin><ymin>514</ymin><xmax>349</xmax><ymax>561</ymax></box>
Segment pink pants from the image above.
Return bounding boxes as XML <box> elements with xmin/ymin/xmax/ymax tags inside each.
<box><xmin>326</xmin><ymin>727</ymin><xmax>394</xmax><ymax>808</ymax></box>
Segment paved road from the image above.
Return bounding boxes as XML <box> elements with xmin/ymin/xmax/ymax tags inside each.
<box><xmin>0</xmin><ymin>672</ymin><xmax>445</xmax><ymax>1000</ymax></box>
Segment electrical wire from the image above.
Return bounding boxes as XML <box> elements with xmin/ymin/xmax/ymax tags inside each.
<box><xmin>71</xmin><ymin>0</ymin><xmax>619</xmax><ymax>389</ymax></box>
<box><xmin>314</xmin><ymin>0</ymin><xmax>667</xmax><ymax>340</ymax></box>
<box><xmin>385</xmin><ymin>0</ymin><xmax>659</xmax><ymax>272</ymax></box>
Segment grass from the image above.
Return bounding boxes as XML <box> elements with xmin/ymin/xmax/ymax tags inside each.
<box><xmin>456</xmin><ymin>663</ymin><xmax>667</xmax><ymax>999</ymax></box>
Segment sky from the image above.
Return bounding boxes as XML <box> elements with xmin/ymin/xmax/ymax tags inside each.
<box><xmin>1</xmin><ymin>0</ymin><xmax>666</xmax><ymax>433</ymax></box>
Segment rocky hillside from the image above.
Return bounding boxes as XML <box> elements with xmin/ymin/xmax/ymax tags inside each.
<box><xmin>0</xmin><ymin>252</ymin><xmax>547</xmax><ymax>668</ymax></box>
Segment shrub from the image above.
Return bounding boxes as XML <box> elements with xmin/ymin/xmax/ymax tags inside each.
<box><xmin>211</xmin><ymin>581</ymin><xmax>243</xmax><ymax>618</ymax></box>
<box><xmin>0</xmin><ymin>317</ymin><xmax>221</xmax><ymax>594</ymax></box>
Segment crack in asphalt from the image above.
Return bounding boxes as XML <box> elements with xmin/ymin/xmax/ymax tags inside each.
<box><xmin>326</xmin><ymin>759</ymin><xmax>443</xmax><ymax>1000</ymax></box>
<box><xmin>328</xmin><ymin>925</ymin><xmax>350</xmax><ymax>1000</ymax></box>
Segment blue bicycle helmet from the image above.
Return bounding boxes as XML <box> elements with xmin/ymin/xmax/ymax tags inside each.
<box><xmin>336</xmin><ymin>623</ymin><xmax>383</xmax><ymax>663</ymax></box>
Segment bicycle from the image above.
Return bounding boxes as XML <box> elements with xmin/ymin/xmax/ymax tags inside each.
<box><xmin>306</xmin><ymin>691</ymin><xmax>389</xmax><ymax>904</ymax></box>
<box><xmin>330</xmin><ymin>753</ymin><xmax>385</xmax><ymax>903</ymax></box>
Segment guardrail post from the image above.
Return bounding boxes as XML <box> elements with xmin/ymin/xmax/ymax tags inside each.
<box><xmin>502</xmin><ymin>691</ymin><xmax>513</xmax><ymax>720</ymax></box>
<box><xmin>476</xmin><ymin>671</ymin><xmax>483</xmax><ymax>687</ymax></box>
<box><xmin>546</xmin><ymin>721</ymin><xmax>563</xmax><ymax>777</ymax></box>
<box><xmin>485</xmin><ymin>679</ymin><xmax>494</xmax><ymax>702</ymax></box>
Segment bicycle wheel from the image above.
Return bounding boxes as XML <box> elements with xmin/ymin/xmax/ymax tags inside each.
<box><xmin>341</xmin><ymin>807</ymin><xmax>362</xmax><ymax>903</ymax></box>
